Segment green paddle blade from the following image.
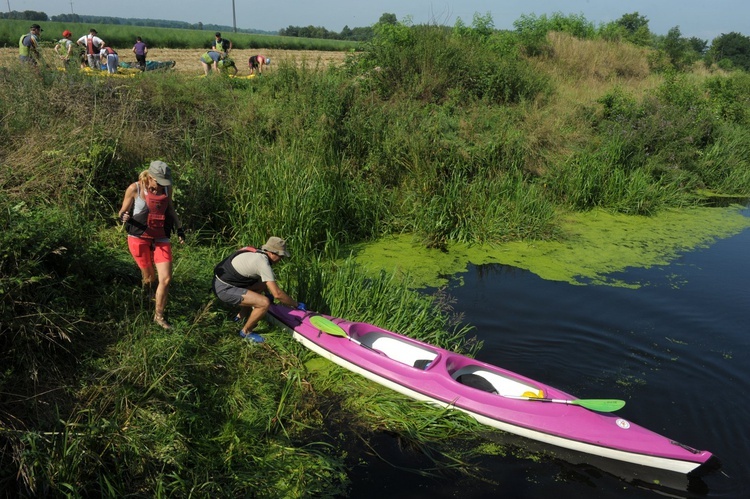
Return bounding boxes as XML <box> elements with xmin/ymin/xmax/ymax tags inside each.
<box><xmin>310</xmin><ymin>315</ymin><xmax>347</xmax><ymax>338</ymax></box>
<box><xmin>571</xmin><ymin>399</ymin><xmax>626</xmax><ymax>412</ymax></box>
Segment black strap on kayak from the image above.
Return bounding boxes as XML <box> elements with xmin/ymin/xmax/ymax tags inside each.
<box><xmin>456</xmin><ymin>373</ymin><xmax>498</xmax><ymax>394</ymax></box>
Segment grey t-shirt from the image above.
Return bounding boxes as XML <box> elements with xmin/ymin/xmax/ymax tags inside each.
<box><xmin>231</xmin><ymin>252</ymin><xmax>276</xmax><ymax>283</ymax></box>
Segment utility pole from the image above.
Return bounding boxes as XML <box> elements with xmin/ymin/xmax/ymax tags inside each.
<box><xmin>232</xmin><ymin>0</ymin><xmax>236</xmax><ymax>33</ymax></box>
<box><xmin>6</xmin><ymin>1</ymin><xmax>11</xmax><ymax>14</ymax></box>
<box><xmin>70</xmin><ymin>1</ymin><xmax>74</xmax><ymax>15</ymax></box>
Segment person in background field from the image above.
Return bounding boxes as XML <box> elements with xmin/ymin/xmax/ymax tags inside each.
<box><xmin>54</xmin><ymin>30</ymin><xmax>76</xmax><ymax>67</ymax></box>
<box><xmin>248</xmin><ymin>54</ymin><xmax>270</xmax><ymax>76</ymax></box>
<box><xmin>133</xmin><ymin>36</ymin><xmax>148</xmax><ymax>70</ymax></box>
<box><xmin>100</xmin><ymin>44</ymin><xmax>119</xmax><ymax>74</ymax></box>
<box><xmin>118</xmin><ymin>161</ymin><xmax>186</xmax><ymax>330</ymax></box>
<box><xmin>218</xmin><ymin>56</ymin><xmax>238</xmax><ymax>76</ymax></box>
<box><xmin>77</xmin><ymin>28</ymin><xmax>104</xmax><ymax>69</ymax></box>
<box><xmin>19</xmin><ymin>24</ymin><xmax>42</xmax><ymax>65</ymax></box>
<box><xmin>200</xmin><ymin>50</ymin><xmax>223</xmax><ymax>75</ymax></box>
<box><xmin>212</xmin><ymin>237</ymin><xmax>306</xmax><ymax>343</ymax></box>
<box><xmin>211</xmin><ymin>32</ymin><xmax>232</xmax><ymax>55</ymax></box>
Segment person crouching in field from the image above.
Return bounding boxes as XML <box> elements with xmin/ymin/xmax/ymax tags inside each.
<box><xmin>200</xmin><ymin>50</ymin><xmax>223</xmax><ymax>75</ymax></box>
<box><xmin>248</xmin><ymin>55</ymin><xmax>270</xmax><ymax>76</ymax></box>
<box><xmin>118</xmin><ymin>161</ymin><xmax>185</xmax><ymax>330</ymax></box>
<box><xmin>212</xmin><ymin>237</ymin><xmax>306</xmax><ymax>343</ymax></box>
<box><xmin>218</xmin><ymin>57</ymin><xmax>238</xmax><ymax>76</ymax></box>
<box><xmin>100</xmin><ymin>44</ymin><xmax>119</xmax><ymax>73</ymax></box>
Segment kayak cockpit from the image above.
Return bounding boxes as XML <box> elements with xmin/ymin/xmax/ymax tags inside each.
<box><xmin>449</xmin><ymin>363</ymin><xmax>544</xmax><ymax>398</ymax></box>
<box><xmin>350</xmin><ymin>326</ymin><xmax>439</xmax><ymax>369</ymax></box>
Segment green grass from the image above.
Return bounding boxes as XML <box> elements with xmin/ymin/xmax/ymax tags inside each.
<box><xmin>2</xmin><ymin>19</ymin><xmax>750</xmax><ymax>496</ymax></box>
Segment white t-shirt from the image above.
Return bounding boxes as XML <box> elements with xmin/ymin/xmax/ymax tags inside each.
<box><xmin>231</xmin><ymin>252</ymin><xmax>276</xmax><ymax>283</ymax></box>
<box><xmin>77</xmin><ymin>34</ymin><xmax>104</xmax><ymax>53</ymax></box>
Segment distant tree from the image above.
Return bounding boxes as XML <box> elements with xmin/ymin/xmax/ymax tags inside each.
<box><xmin>378</xmin><ymin>13</ymin><xmax>398</xmax><ymax>25</ymax></box>
<box><xmin>616</xmin><ymin>12</ymin><xmax>648</xmax><ymax>34</ymax></box>
<box><xmin>662</xmin><ymin>26</ymin><xmax>690</xmax><ymax>69</ymax></box>
<box><xmin>615</xmin><ymin>12</ymin><xmax>652</xmax><ymax>46</ymax></box>
<box><xmin>709</xmin><ymin>32</ymin><xmax>750</xmax><ymax>71</ymax></box>
<box><xmin>687</xmin><ymin>37</ymin><xmax>708</xmax><ymax>55</ymax></box>
<box><xmin>279</xmin><ymin>26</ymin><xmax>299</xmax><ymax>37</ymax></box>
<box><xmin>1</xmin><ymin>10</ymin><xmax>48</xmax><ymax>21</ymax></box>
<box><xmin>50</xmin><ymin>14</ymin><xmax>82</xmax><ymax>23</ymax></box>
<box><xmin>349</xmin><ymin>26</ymin><xmax>374</xmax><ymax>41</ymax></box>
<box><xmin>280</xmin><ymin>22</ymin><xmax>373</xmax><ymax>41</ymax></box>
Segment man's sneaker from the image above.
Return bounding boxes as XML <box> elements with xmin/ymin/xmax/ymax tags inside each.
<box><xmin>239</xmin><ymin>330</ymin><xmax>264</xmax><ymax>343</ymax></box>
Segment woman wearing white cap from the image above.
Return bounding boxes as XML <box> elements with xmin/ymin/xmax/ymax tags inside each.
<box><xmin>212</xmin><ymin>237</ymin><xmax>305</xmax><ymax>343</ymax></box>
<box><xmin>117</xmin><ymin>161</ymin><xmax>185</xmax><ymax>329</ymax></box>
<box><xmin>248</xmin><ymin>54</ymin><xmax>270</xmax><ymax>76</ymax></box>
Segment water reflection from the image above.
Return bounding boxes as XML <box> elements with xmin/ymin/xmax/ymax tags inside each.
<box><xmin>479</xmin><ymin>431</ymin><xmax>714</xmax><ymax>498</ymax></box>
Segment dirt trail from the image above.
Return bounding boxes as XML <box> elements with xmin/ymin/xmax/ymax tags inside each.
<box><xmin>0</xmin><ymin>47</ymin><xmax>350</xmax><ymax>75</ymax></box>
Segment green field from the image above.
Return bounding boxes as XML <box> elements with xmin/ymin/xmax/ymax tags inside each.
<box><xmin>2</xmin><ymin>14</ymin><xmax>750</xmax><ymax>497</ymax></box>
<box><xmin>1</xmin><ymin>18</ymin><xmax>359</xmax><ymax>51</ymax></box>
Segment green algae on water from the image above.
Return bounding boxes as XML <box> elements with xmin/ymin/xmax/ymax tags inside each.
<box><xmin>348</xmin><ymin>207</ymin><xmax>750</xmax><ymax>288</ymax></box>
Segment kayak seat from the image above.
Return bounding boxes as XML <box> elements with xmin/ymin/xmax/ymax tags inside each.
<box><xmin>355</xmin><ymin>330</ymin><xmax>439</xmax><ymax>368</ymax></box>
<box><xmin>456</xmin><ymin>373</ymin><xmax>498</xmax><ymax>394</ymax></box>
<box><xmin>450</xmin><ymin>364</ymin><xmax>539</xmax><ymax>396</ymax></box>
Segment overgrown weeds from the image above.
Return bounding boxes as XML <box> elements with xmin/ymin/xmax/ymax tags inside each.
<box><xmin>2</xmin><ymin>18</ymin><xmax>750</xmax><ymax>497</ymax></box>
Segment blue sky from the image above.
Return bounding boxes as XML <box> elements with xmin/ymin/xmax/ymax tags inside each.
<box><xmin>13</xmin><ymin>0</ymin><xmax>750</xmax><ymax>41</ymax></box>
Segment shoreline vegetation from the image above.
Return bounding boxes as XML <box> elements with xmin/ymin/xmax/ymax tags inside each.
<box><xmin>2</xmin><ymin>13</ymin><xmax>750</xmax><ymax>496</ymax></box>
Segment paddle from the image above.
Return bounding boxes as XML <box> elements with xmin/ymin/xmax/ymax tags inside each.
<box><xmin>309</xmin><ymin>315</ymin><xmax>366</xmax><ymax>348</ymax></box>
<box><xmin>503</xmin><ymin>394</ymin><xmax>625</xmax><ymax>412</ymax></box>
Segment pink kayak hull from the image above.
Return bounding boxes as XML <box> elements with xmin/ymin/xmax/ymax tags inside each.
<box><xmin>268</xmin><ymin>305</ymin><xmax>719</xmax><ymax>475</ymax></box>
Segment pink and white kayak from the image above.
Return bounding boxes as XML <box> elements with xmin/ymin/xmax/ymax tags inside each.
<box><xmin>267</xmin><ymin>304</ymin><xmax>720</xmax><ymax>476</ymax></box>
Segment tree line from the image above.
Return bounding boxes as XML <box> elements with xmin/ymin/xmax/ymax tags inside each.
<box><xmin>279</xmin><ymin>13</ymin><xmax>397</xmax><ymax>42</ymax></box>
<box><xmin>0</xmin><ymin>10</ymin><xmax>274</xmax><ymax>35</ymax></box>
<box><xmin>3</xmin><ymin>8</ymin><xmax>750</xmax><ymax>71</ymax></box>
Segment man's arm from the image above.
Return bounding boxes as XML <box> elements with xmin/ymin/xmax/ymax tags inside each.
<box><xmin>265</xmin><ymin>281</ymin><xmax>298</xmax><ymax>308</ymax></box>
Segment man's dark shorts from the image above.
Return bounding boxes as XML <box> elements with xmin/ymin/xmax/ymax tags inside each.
<box><xmin>213</xmin><ymin>276</ymin><xmax>246</xmax><ymax>305</ymax></box>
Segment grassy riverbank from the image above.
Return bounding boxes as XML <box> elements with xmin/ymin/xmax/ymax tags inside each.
<box><xmin>2</xmin><ymin>18</ymin><xmax>750</xmax><ymax>496</ymax></box>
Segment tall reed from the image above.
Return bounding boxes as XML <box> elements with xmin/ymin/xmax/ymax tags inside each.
<box><xmin>3</xmin><ymin>18</ymin><xmax>750</xmax><ymax>496</ymax></box>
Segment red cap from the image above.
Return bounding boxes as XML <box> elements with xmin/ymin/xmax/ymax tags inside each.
<box><xmin>62</xmin><ymin>30</ymin><xmax>72</xmax><ymax>37</ymax></box>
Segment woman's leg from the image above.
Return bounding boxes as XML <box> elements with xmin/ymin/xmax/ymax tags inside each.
<box><xmin>140</xmin><ymin>266</ymin><xmax>156</xmax><ymax>298</ymax></box>
<box><xmin>128</xmin><ymin>237</ymin><xmax>156</xmax><ymax>296</ymax></box>
<box><xmin>153</xmin><ymin>260</ymin><xmax>172</xmax><ymax>328</ymax></box>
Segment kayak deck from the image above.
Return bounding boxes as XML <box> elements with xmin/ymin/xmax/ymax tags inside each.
<box><xmin>356</xmin><ymin>328</ymin><xmax>544</xmax><ymax>397</ymax></box>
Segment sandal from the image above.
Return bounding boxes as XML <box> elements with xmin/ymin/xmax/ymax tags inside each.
<box><xmin>154</xmin><ymin>313</ymin><xmax>172</xmax><ymax>330</ymax></box>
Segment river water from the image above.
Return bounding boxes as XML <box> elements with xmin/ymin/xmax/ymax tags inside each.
<box><xmin>347</xmin><ymin>210</ymin><xmax>750</xmax><ymax>498</ymax></box>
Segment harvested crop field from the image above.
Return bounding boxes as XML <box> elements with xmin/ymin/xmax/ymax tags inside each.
<box><xmin>0</xmin><ymin>48</ymin><xmax>350</xmax><ymax>75</ymax></box>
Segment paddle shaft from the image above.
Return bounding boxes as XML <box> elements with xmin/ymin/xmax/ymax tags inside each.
<box><xmin>502</xmin><ymin>394</ymin><xmax>625</xmax><ymax>412</ymax></box>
